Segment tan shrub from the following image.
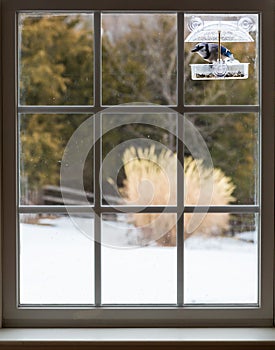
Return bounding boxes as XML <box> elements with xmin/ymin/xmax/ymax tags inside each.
<box><xmin>120</xmin><ymin>146</ymin><xmax>235</xmax><ymax>246</ymax></box>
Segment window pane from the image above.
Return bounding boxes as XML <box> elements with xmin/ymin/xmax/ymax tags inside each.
<box><xmin>184</xmin><ymin>213</ymin><xmax>258</xmax><ymax>304</ymax></box>
<box><xmin>184</xmin><ymin>14</ymin><xmax>259</xmax><ymax>105</ymax></box>
<box><xmin>18</xmin><ymin>13</ymin><xmax>94</xmax><ymax>105</ymax></box>
<box><xmin>19</xmin><ymin>213</ymin><xmax>94</xmax><ymax>304</ymax></box>
<box><xmin>184</xmin><ymin>114</ymin><xmax>258</xmax><ymax>205</ymax></box>
<box><xmin>101</xmin><ymin>113</ymin><xmax>177</xmax><ymax>205</ymax></box>
<box><xmin>102</xmin><ymin>14</ymin><xmax>177</xmax><ymax>105</ymax></box>
<box><xmin>102</xmin><ymin>213</ymin><xmax>177</xmax><ymax>304</ymax></box>
<box><xmin>19</xmin><ymin>114</ymin><xmax>93</xmax><ymax>205</ymax></box>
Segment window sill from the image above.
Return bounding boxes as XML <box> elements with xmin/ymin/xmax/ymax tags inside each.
<box><xmin>0</xmin><ymin>328</ymin><xmax>275</xmax><ymax>349</ymax></box>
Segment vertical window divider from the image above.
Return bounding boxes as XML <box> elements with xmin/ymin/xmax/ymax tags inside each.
<box><xmin>176</xmin><ymin>12</ymin><xmax>184</xmax><ymax>306</ymax></box>
<box><xmin>257</xmin><ymin>13</ymin><xmax>262</xmax><ymax>309</ymax></box>
<box><xmin>94</xmin><ymin>11</ymin><xmax>101</xmax><ymax>108</ymax></box>
<box><xmin>94</xmin><ymin>11</ymin><xmax>102</xmax><ymax>306</ymax></box>
<box><xmin>16</xmin><ymin>11</ymin><xmax>21</xmax><ymax>308</ymax></box>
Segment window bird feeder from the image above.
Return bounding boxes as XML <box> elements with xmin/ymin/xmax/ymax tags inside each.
<box><xmin>186</xmin><ymin>17</ymin><xmax>255</xmax><ymax>81</ymax></box>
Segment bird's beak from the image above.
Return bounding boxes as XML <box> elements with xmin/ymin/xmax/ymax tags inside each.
<box><xmin>191</xmin><ymin>46</ymin><xmax>200</xmax><ymax>52</ymax></box>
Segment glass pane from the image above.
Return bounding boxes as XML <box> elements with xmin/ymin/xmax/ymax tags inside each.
<box><xmin>101</xmin><ymin>113</ymin><xmax>177</xmax><ymax>205</ymax></box>
<box><xmin>19</xmin><ymin>114</ymin><xmax>93</xmax><ymax>205</ymax></box>
<box><xmin>184</xmin><ymin>14</ymin><xmax>259</xmax><ymax>105</ymax></box>
<box><xmin>184</xmin><ymin>213</ymin><xmax>258</xmax><ymax>304</ymax></box>
<box><xmin>18</xmin><ymin>13</ymin><xmax>93</xmax><ymax>105</ymax></box>
<box><xmin>19</xmin><ymin>213</ymin><xmax>94</xmax><ymax>304</ymax></box>
<box><xmin>102</xmin><ymin>213</ymin><xmax>177</xmax><ymax>304</ymax></box>
<box><xmin>184</xmin><ymin>114</ymin><xmax>258</xmax><ymax>205</ymax></box>
<box><xmin>102</xmin><ymin>14</ymin><xmax>177</xmax><ymax>105</ymax></box>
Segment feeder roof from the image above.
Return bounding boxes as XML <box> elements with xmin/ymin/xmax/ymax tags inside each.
<box><xmin>185</xmin><ymin>20</ymin><xmax>254</xmax><ymax>42</ymax></box>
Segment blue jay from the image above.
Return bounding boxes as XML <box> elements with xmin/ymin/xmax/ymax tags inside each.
<box><xmin>191</xmin><ymin>42</ymin><xmax>235</xmax><ymax>63</ymax></box>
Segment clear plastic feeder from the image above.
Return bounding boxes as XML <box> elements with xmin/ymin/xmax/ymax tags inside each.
<box><xmin>190</xmin><ymin>62</ymin><xmax>249</xmax><ymax>80</ymax></box>
<box><xmin>186</xmin><ymin>15</ymin><xmax>255</xmax><ymax>81</ymax></box>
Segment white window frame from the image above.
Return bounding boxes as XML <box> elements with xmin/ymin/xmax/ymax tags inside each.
<box><xmin>1</xmin><ymin>0</ymin><xmax>274</xmax><ymax>328</ymax></box>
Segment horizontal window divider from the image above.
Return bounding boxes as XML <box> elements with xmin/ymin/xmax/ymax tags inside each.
<box><xmin>19</xmin><ymin>205</ymin><xmax>178</xmax><ymax>214</ymax></box>
<box><xmin>19</xmin><ymin>205</ymin><xmax>94</xmax><ymax>213</ymax></box>
<box><xmin>18</xmin><ymin>105</ymin><xmax>179</xmax><ymax>114</ymax></box>
<box><xmin>19</xmin><ymin>205</ymin><xmax>259</xmax><ymax>214</ymax></box>
<box><xmin>183</xmin><ymin>105</ymin><xmax>259</xmax><ymax>114</ymax></box>
<box><xmin>100</xmin><ymin>205</ymin><xmax>178</xmax><ymax>213</ymax></box>
<box><xmin>18</xmin><ymin>106</ymin><xmax>103</xmax><ymax>114</ymax></box>
<box><xmin>100</xmin><ymin>105</ymin><xmax>178</xmax><ymax>112</ymax></box>
<box><xmin>8</xmin><ymin>2</ymin><xmax>266</xmax><ymax>12</ymax></box>
<box><xmin>184</xmin><ymin>205</ymin><xmax>260</xmax><ymax>213</ymax></box>
<box><xmin>18</xmin><ymin>105</ymin><xmax>260</xmax><ymax>115</ymax></box>
<box><xmin>102</xmin><ymin>205</ymin><xmax>259</xmax><ymax>213</ymax></box>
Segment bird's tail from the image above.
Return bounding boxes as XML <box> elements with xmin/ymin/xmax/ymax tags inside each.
<box><xmin>225</xmin><ymin>56</ymin><xmax>240</xmax><ymax>63</ymax></box>
<box><xmin>221</xmin><ymin>46</ymin><xmax>235</xmax><ymax>61</ymax></box>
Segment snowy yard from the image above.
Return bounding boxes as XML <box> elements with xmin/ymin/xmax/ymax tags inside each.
<box><xmin>19</xmin><ymin>216</ymin><xmax>258</xmax><ymax>305</ymax></box>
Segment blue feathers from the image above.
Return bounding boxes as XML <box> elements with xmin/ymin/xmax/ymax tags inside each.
<box><xmin>191</xmin><ymin>42</ymin><xmax>235</xmax><ymax>63</ymax></box>
<box><xmin>220</xmin><ymin>45</ymin><xmax>233</xmax><ymax>59</ymax></box>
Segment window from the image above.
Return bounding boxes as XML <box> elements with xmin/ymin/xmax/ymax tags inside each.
<box><xmin>2</xmin><ymin>0</ymin><xmax>274</xmax><ymax>327</ymax></box>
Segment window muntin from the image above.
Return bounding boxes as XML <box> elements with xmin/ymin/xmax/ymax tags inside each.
<box><xmin>3</xmin><ymin>1</ymin><xmax>273</xmax><ymax>327</ymax></box>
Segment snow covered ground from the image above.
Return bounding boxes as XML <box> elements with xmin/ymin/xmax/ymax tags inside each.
<box><xmin>19</xmin><ymin>216</ymin><xmax>258</xmax><ymax>305</ymax></box>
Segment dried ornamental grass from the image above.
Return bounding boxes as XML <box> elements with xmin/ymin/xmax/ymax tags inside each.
<box><xmin>120</xmin><ymin>146</ymin><xmax>235</xmax><ymax>246</ymax></box>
